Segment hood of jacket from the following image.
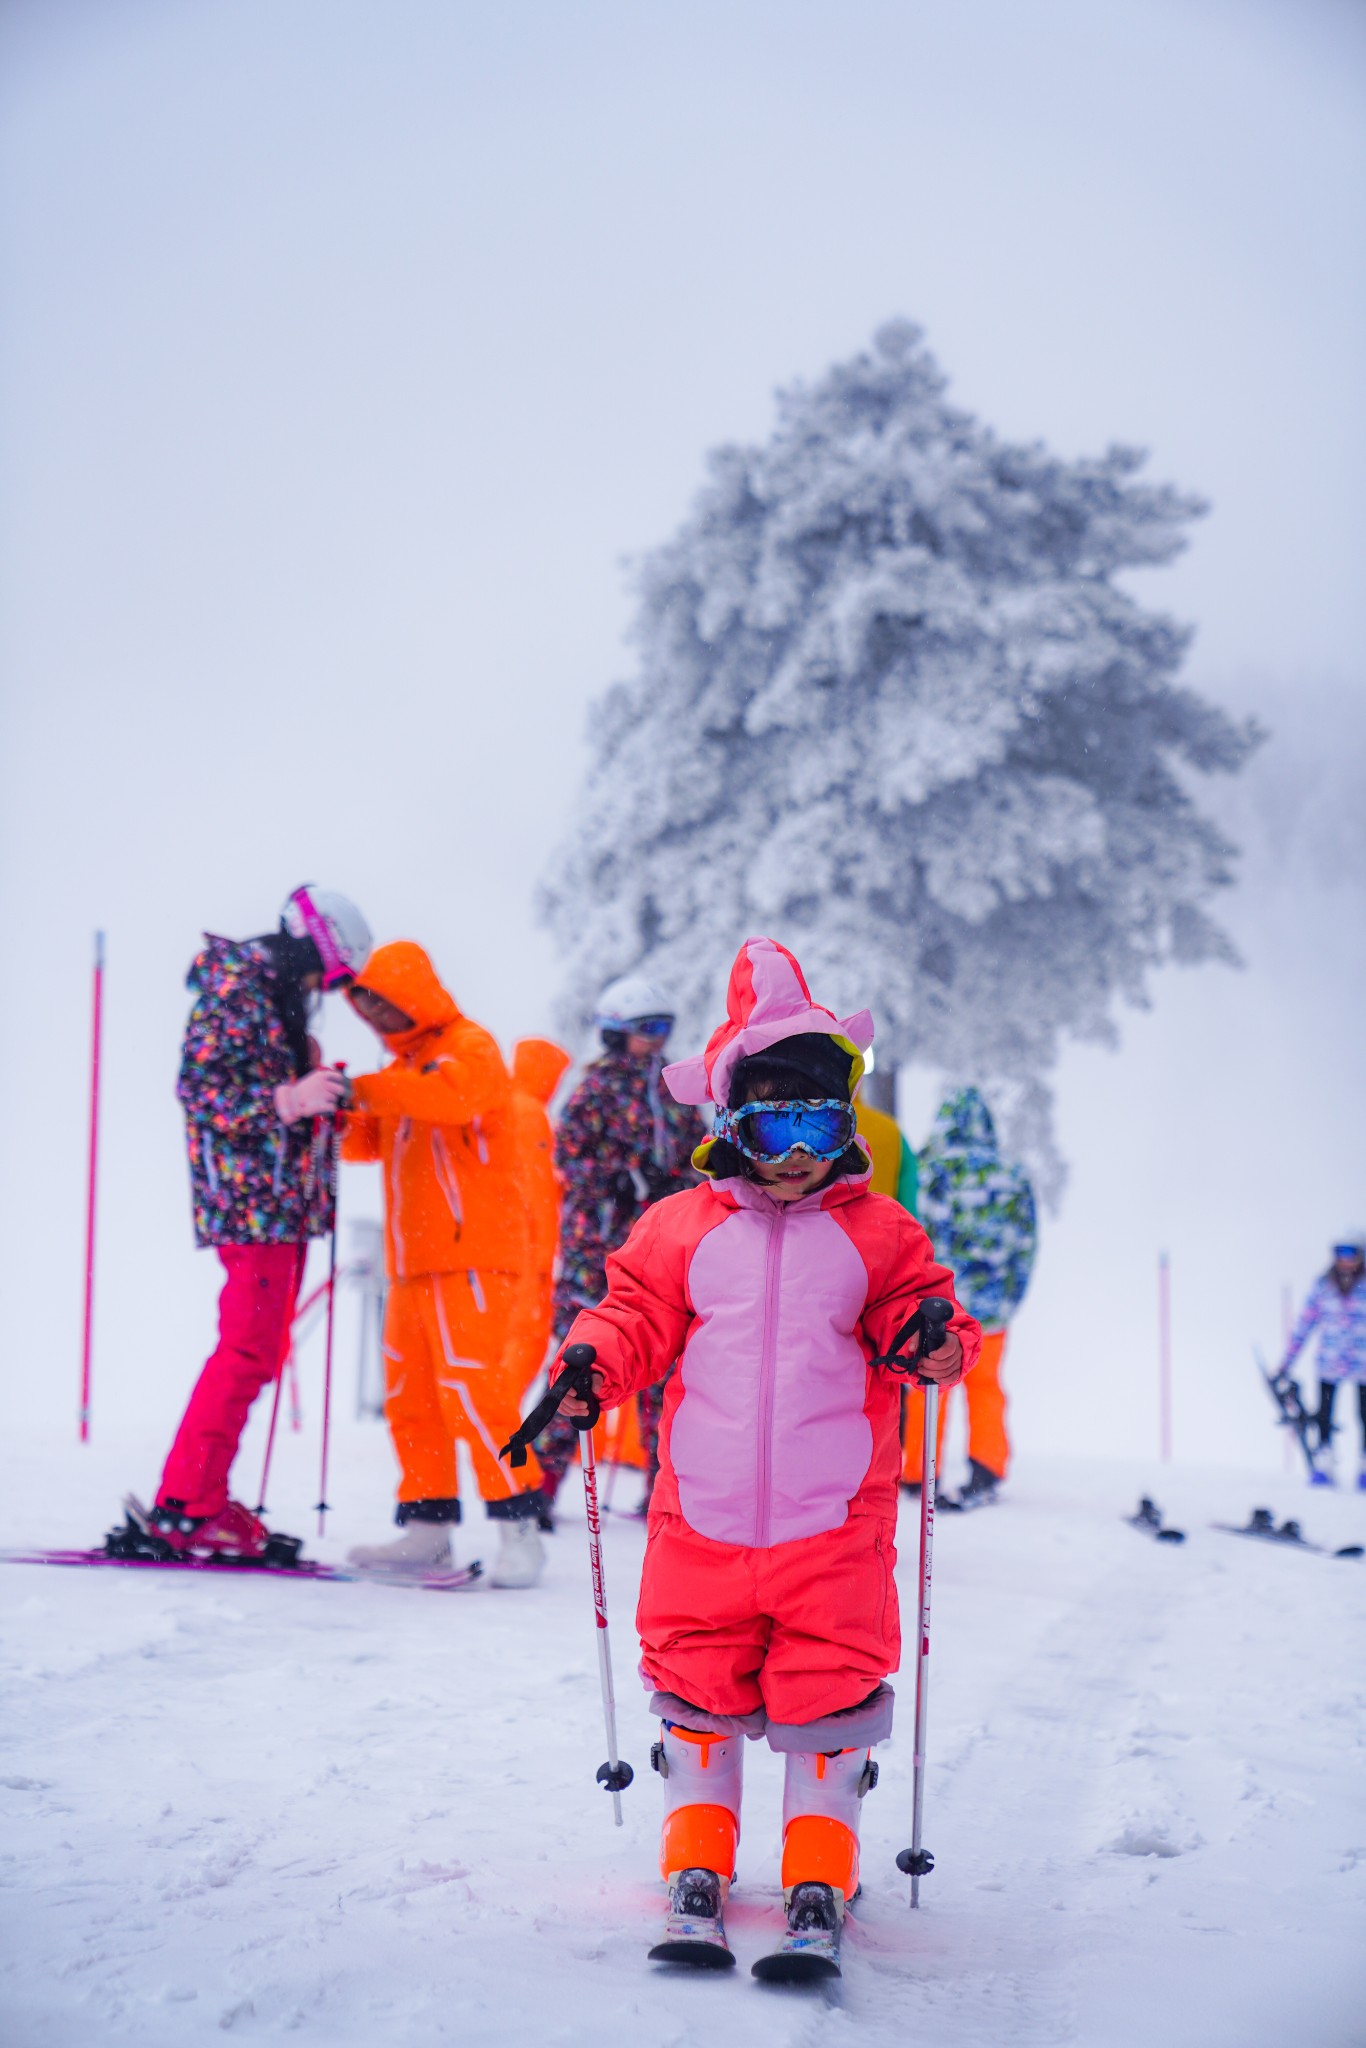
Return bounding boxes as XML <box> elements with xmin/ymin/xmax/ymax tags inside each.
<box><xmin>925</xmin><ymin>1086</ymin><xmax>999</xmax><ymax>1167</ymax></box>
<box><xmin>664</xmin><ymin>935</ymin><xmax>874</xmax><ymax>1110</ymax></box>
<box><xmin>513</xmin><ymin>1036</ymin><xmax>571</xmax><ymax>1104</ymax></box>
<box><xmin>355</xmin><ymin>941</ymin><xmax>460</xmax><ymax>1058</ymax></box>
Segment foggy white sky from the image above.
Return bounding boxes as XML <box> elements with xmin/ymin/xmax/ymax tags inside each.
<box><xmin>2</xmin><ymin>0</ymin><xmax>1363</xmax><ymax>1474</ymax></box>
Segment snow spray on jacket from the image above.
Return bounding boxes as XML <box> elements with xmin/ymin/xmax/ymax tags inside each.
<box><xmin>178</xmin><ymin>937</ymin><xmax>334</xmax><ymax>1247</ymax></box>
<box><xmin>551</xmin><ymin>1050</ymin><xmax>703</xmax><ymax>1338</ymax></box>
<box><xmin>917</xmin><ymin>1087</ymin><xmax>1036</xmax><ymax>1332</ymax></box>
<box><xmin>1284</xmin><ymin>1272</ymin><xmax>1366</xmax><ymax>1385</ymax></box>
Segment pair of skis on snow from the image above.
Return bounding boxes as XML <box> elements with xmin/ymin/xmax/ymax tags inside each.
<box><xmin>1126</xmin><ymin>1497</ymin><xmax>1362</xmax><ymax>1560</ymax></box>
<box><xmin>0</xmin><ymin>1497</ymin><xmax>485</xmax><ymax>1591</ymax></box>
<box><xmin>649</xmin><ymin>1869</ymin><xmax>844</xmax><ymax>1982</ymax></box>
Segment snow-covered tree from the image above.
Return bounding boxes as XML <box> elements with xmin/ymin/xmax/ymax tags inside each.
<box><xmin>541</xmin><ymin>321</ymin><xmax>1259</xmax><ymax>1198</ymax></box>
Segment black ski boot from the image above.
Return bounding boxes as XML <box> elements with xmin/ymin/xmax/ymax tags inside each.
<box><xmin>953</xmin><ymin>1459</ymin><xmax>1001</xmax><ymax>1509</ymax></box>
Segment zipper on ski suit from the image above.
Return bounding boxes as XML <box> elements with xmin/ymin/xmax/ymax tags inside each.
<box><xmin>754</xmin><ymin>1205</ymin><xmax>786</xmax><ymax>1549</ymax></box>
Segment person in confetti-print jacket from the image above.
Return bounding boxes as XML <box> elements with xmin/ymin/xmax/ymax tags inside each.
<box><xmin>535</xmin><ymin>995</ymin><xmax>704</xmax><ymax>1515</ymax></box>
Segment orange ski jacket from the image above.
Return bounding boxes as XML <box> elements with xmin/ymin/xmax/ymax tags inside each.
<box><xmin>341</xmin><ymin>942</ymin><xmax>526</xmax><ymax>1282</ymax></box>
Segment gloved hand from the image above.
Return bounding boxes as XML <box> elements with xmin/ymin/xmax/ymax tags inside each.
<box><xmin>274</xmin><ymin>1067</ymin><xmax>347</xmax><ymax>1124</ymax></box>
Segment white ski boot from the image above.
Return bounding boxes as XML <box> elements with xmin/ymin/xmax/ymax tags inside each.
<box><xmin>648</xmin><ymin>1721</ymin><xmax>742</xmax><ymax>1967</ymax></box>
<box><xmin>346</xmin><ymin>1523</ymin><xmax>454</xmax><ymax>1574</ymax></box>
<box><xmin>489</xmin><ymin>1519</ymin><xmax>545</xmax><ymax>1588</ymax></box>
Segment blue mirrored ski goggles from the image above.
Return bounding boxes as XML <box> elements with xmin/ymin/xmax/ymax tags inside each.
<box><xmin>715</xmin><ymin>1099</ymin><xmax>857</xmax><ymax>1163</ymax></box>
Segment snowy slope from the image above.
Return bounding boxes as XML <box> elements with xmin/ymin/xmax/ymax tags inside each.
<box><xmin>2</xmin><ymin>1421</ymin><xmax>1364</xmax><ymax>2048</ymax></box>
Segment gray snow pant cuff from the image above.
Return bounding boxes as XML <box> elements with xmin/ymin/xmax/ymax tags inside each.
<box><xmin>764</xmin><ymin>1683</ymin><xmax>896</xmax><ymax>1753</ymax></box>
<box><xmin>647</xmin><ymin>1689</ymin><xmax>770</xmax><ymax>1740</ymax></box>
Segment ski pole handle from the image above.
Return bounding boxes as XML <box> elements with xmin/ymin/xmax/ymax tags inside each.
<box><xmin>562</xmin><ymin>1343</ymin><xmax>602</xmax><ymax>1431</ymax></box>
<box><xmin>871</xmin><ymin>1295</ymin><xmax>956</xmax><ymax>1379</ymax></box>
<box><xmin>499</xmin><ymin>1343</ymin><xmax>602</xmax><ymax>1467</ymax></box>
<box><xmin>912</xmin><ymin>1296</ymin><xmax>954</xmax><ymax>1381</ymax></box>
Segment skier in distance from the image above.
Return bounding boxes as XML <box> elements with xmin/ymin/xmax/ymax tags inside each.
<box><xmin>533</xmin><ymin>974</ymin><xmax>703</xmax><ymax>1525</ymax></box>
<box><xmin>552</xmin><ymin>937</ymin><xmax>979</xmax><ymax>1971</ymax></box>
<box><xmin>136</xmin><ymin>887</ymin><xmax>370</xmax><ymax>1561</ymax></box>
<box><xmin>1282</xmin><ymin>1233</ymin><xmax>1366</xmax><ymax>1489</ymax></box>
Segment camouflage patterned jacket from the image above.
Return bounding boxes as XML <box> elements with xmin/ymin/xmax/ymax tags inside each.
<box><xmin>551</xmin><ymin>1049</ymin><xmax>704</xmax><ymax>1337</ymax></box>
<box><xmin>178</xmin><ymin>936</ymin><xmax>334</xmax><ymax>1248</ymax></box>
<box><xmin>918</xmin><ymin>1087</ymin><xmax>1036</xmax><ymax>1331</ymax></box>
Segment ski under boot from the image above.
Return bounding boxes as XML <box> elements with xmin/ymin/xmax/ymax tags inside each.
<box><xmin>648</xmin><ymin>1866</ymin><xmax>735</xmax><ymax>1968</ymax></box>
<box><xmin>108</xmin><ymin>1496</ymin><xmax>302</xmax><ymax>1567</ymax></box>
<box><xmin>751</xmin><ymin>1880</ymin><xmax>843</xmax><ymax>1982</ymax></box>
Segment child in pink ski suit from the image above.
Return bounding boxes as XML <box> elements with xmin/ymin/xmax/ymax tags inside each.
<box><xmin>556</xmin><ymin>937</ymin><xmax>979</xmax><ymax>1949</ymax></box>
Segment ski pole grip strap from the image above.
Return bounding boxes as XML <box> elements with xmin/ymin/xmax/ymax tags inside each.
<box><xmin>560</xmin><ymin>1343</ymin><xmax>601</xmax><ymax>1434</ymax></box>
<box><xmin>870</xmin><ymin>1295</ymin><xmax>955</xmax><ymax>1381</ymax></box>
<box><xmin>498</xmin><ymin>1345</ymin><xmax>601</xmax><ymax>1466</ymax></box>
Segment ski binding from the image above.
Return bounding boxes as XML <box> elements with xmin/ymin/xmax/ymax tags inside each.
<box><xmin>1214</xmin><ymin>1508</ymin><xmax>1362</xmax><ymax>1559</ymax></box>
<box><xmin>648</xmin><ymin>1867</ymin><xmax>735</xmax><ymax>1969</ymax></box>
<box><xmin>751</xmin><ymin>1881</ymin><xmax>843</xmax><ymax>1983</ymax></box>
<box><xmin>1126</xmin><ymin>1497</ymin><xmax>1186</xmax><ymax>1544</ymax></box>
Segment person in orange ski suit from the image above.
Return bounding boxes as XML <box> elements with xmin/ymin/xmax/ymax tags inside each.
<box><xmin>502</xmin><ymin>1035</ymin><xmax>572</xmax><ymax>1395</ymax></box>
<box><xmin>340</xmin><ymin>942</ymin><xmax>556</xmax><ymax>1586</ymax></box>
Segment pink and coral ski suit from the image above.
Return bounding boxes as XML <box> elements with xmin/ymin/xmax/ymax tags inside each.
<box><xmin>563</xmin><ymin>1167</ymin><xmax>980</xmax><ymax>1737</ymax></box>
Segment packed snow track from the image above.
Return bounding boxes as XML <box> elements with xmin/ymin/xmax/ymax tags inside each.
<box><xmin>2</xmin><ymin>1430</ymin><xmax>1362</xmax><ymax>2047</ymax></box>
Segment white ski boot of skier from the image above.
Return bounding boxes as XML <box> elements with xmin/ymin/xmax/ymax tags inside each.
<box><xmin>346</xmin><ymin>1524</ymin><xmax>454</xmax><ymax>1574</ymax></box>
<box><xmin>489</xmin><ymin>1520</ymin><xmax>545</xmax><ymax>1588</ymax></box>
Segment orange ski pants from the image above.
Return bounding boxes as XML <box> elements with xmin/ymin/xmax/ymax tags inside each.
<box><xmin>383</xmin><ymin>1270</ymin><xmax>541</xmax><ymax>1506</ymax></box>
<box><xmin>903</xmin><ymin>1329</ymin><xmax>1010</xmax><ymax>1482</ymax></box>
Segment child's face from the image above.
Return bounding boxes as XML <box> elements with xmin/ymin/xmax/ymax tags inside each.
<box><xmin>748</xmin><ymin>1150</ymin><xmax>835</xmax><ymax>1202</ymax></box>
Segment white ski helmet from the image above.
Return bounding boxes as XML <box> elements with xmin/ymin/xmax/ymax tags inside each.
<box><xmin>1333</xmin><ymin>1230</ymin><xmax>1366</xmax><ymax>1256</ymax></box>
<box><xmin>281</xmin><ymin>885</ymin><xmax>372</xmax><ymax>990</ymax></box>
<box><xmin>594</xmin><ymin>973</ymin><xmax>675</xmax><ymax>1034</ymax></box>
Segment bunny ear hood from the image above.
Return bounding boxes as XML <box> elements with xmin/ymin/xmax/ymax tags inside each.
<box><xmin>663</xmin><ymin>936</ymin><xmax>874</xmax><ymax>1110</ymax></box>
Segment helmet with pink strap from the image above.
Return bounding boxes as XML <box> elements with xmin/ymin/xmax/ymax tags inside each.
<box><xmin>281</xmin><ymin>886</ymin><xmax>372</xmax><ymax>990</ymax></box>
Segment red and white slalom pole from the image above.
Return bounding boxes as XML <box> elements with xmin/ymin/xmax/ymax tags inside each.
<box><xmin>78</xmin><ymin>932</ymin><xmax>105</xmax><ymax>1444</ymax></box>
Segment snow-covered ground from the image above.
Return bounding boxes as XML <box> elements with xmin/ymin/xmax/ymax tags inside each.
<box><xmin>3</xmin><ymin>1417</ymin><xmax>1364</xmax><ymax>2048</ymax></box>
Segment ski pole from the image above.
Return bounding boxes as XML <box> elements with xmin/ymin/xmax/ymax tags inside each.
<box><xmin>891</xmin><ymin>1294</ymin><xmax>954</xmax><ymax>1908</ymax></box>
<box><xmin>256</xmin><ymin>1345</ymin><xmax>288</xmax><ymax>1514</ymax></box>
<box><xmin>79</xmin><ymin>930</ymin><xmax>105</xmax><ymax>1443</ymax></box>
<box><xmin>499</xmin><ymin>1342</ymin><xmax>635</xmax><ymax>1823</ymax></box>
<box><xmin>316</xmin><ymin>1070</ymin><xmax>346</xmax><ymax>1535</ymax></box>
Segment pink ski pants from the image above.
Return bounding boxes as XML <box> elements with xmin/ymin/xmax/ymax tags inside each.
<box><xmin>158</xmin><ymin>1243</ymin><xmax>306</xmax><ymax>1517</ymax></box>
